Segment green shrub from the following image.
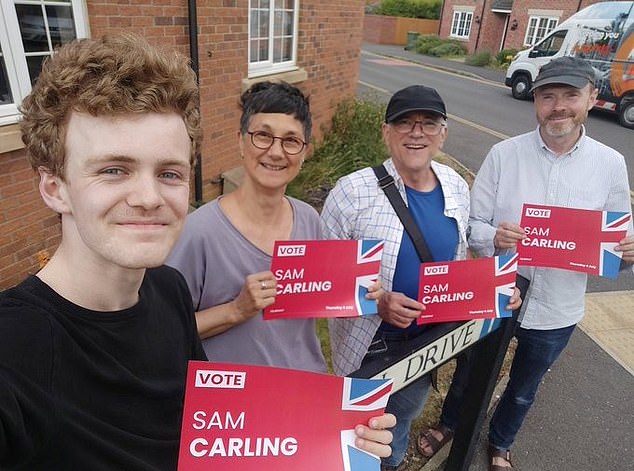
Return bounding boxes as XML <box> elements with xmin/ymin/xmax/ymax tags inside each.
<box><xmin>415</xmin><ymin>35</ymin><xmax>466</xmax><ymax>57</ymax></box>
<box><xmin>495</xmin><ymin>48</ymin><xmax>519</xmax><ymax>66</ymax></box>
<box><xmin>286</xmin><ymin>98</ymin><xmax>387</xmax><ymax>209</ymax></box>
<box><xmin>415</xmin><ymin>34</ymin><xmax>444</xmax><ymax>54</ymax></box>
<box><xmin>375</xmin><ymin>0</ymin><xmax>442</xmax><ymax>19</ymax></box>
<box><xmin>465</xmin><ymin>50</ymin><xmax>492</xmax><ymax>66</ymax></box>
<box><xmin>428</xmin><ymin>42</ymin><xmax>466</xmax><ymax>57</ymax></box>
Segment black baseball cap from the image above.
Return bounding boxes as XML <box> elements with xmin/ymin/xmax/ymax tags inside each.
<box><xmin>385</xmin><ymin>85</ymin><xmax>447</xmax><ymax>122</ymax></box>
<box><xmin>530</xmin><ymin>56</ymin><xmax>596</xmax><ymax>92</ymax></box>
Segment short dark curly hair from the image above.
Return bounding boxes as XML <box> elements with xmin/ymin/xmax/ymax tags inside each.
<box><xmin>239</xmin><ymin>81</ymin><xmax>312</xmax><ymax>142</ymax></box>
<box><xmin>20</xmin><ymin>33</ymin><xmax>202</xmax><ymax>179</ymax></box>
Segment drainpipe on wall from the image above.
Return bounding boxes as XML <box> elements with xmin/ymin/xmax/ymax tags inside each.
<box><xmin>438</xmin><ymin>0</ymin><xmax>446</xmax><ymax>35</ymax></box>
<box><xmin>188</xmin><ymin>0</ymin><xmax>203</xmax><ymax>205</ymax></box>
<box><xmin>473</xmin><ymin>0</ymin><xmax>487</xmax><ymax>52</ymax></box>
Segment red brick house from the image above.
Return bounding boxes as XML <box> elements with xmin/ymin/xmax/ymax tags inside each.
<box><xmin>0</xmin><ymin>0</ymin><xmax>367</xmax><ymax>289</ymax></box>
<box><xmin>438</xmin><ymin>0</ymin><xmax>604</xmax><ymax>54</ymax></box>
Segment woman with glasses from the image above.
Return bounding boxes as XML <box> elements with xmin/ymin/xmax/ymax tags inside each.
<box><xmin>167</xmin><ymin>81</ymin><xmax>395</xmax><ymax>456</ymax></box>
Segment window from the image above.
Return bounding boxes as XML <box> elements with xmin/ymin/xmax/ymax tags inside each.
<box><xmin>0</xmin><ymin>0</ymin><xmax>88</xmax><ymax>124</ymax></box>
<box><xmin>248</xmin><ymin>0</ymin><xmax>299</xmax><ymax>77</ymax></box>
<box><xmin>450</xmin><ymin>10</ymin><xmax>473</xmax><ymax>39</ymax></box>
<box><xmin>524</xmin><ymin>16</ymin><xmax>559</xmax><ymax>47</ymax></box>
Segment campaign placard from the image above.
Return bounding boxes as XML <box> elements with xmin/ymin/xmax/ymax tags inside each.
<box><xmin>517</xmin><ymin>204</ymin><xmax>631</xmax><ymax>278</ymax></box>
<box><xmin>177</xmin><ymin>362</ymin><xmax>393</xmax><ymax>471</ymax></box>
<box><xmin>416</xmin><ymin>254</ymin><xmax>518</xmax><ymax>324</ymax></box>
<box><xmin>264</xmin><ymin>240</ymin><xmax>383</xmax><ymax>319</ymax></box>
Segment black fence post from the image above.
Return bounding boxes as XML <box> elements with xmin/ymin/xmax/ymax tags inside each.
<box><xmin>444</xmin><ymin>275</ymin><xmax>529</xmax><ymax>470</ymax></box>
<box><xmin>443</xmin><ymin>312</ymin><xmax>517</xmax><ymax>470</ymax></box>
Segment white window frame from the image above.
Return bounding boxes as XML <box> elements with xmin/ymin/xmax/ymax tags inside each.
<box><xmin>0</xmin><ymin>0</ymin><xmax>89</xmax><ymax>125</ymax></box>
<box><xmin>248</xmin><ymin>0</ymin><xmax>299</xmax><ymax>78</ymax></box>
<box><xmin>450</xmin><ymin>10</ymin><xmax>473</xmax><ymax>40</ymax></box>
<box><xmin>524</xmin><ymin>16</ymin><xmax>559</xmax><ymax>47</ymax></box>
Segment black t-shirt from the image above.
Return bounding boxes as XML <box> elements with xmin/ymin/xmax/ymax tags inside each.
<box><xmin>0</xmin><ymin>266</ymin><xmax>207</xmax><ymax>470</ymax></box>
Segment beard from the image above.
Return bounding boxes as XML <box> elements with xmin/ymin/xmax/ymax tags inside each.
<box><xmin>540</xmin><ymin>111</ymin><xmax>586</xmax><ymax>138</ymax></box>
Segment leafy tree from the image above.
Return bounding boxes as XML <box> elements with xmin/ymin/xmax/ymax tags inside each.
<box><xmin>375</xmin><ymin>0</ymin><xmax>442</xmax><ymax>20</ymax></box>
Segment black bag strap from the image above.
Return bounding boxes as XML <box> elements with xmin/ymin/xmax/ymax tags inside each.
<box><xmin>373</xmin><ymin>164</ymin><xmax>434</xmax><ymax>263</ymax></box>
<box><xmin>373</xmin><ymin>164</ymin><xmax>440</xmax><ymax>390</ymax></box>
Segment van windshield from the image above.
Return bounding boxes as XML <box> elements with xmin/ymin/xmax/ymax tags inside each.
<box><xmin>532</xmin><ymin>30</ymin><xmax>567</xmax><ymax>57</ymax></box>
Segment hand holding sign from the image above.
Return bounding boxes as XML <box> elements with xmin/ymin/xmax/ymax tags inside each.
<box><xmin>494</xmin><ymin>222</ymin><xmax>527</xmax><ymax>249</ymax></box>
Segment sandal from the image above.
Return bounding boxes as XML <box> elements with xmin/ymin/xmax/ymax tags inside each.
<box><xmin>417</xmin><ymin>423</ymin><xmax>454</xmax><ymax>458</ymax></box>
<box><xmin>488</xmin><ymin>445</ymin><xmax>513</xmax><ymax>471</ymax></box>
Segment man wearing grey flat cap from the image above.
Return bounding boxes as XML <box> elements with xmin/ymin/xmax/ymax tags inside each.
<box><xmin>321</xmin><ymin>85</ymin><xmax>520</xmax><ymax>470</ymax></box>
<box><xmin>422</xmin><ymin>56</ymin><xmax>634</xmax><ymax>470</ymax></box>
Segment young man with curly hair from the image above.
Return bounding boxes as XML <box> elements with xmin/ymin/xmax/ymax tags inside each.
<box><xmin>0</xmin><ymin>34</ymin><xmax>205</xmax><ymax>470</ymax></box>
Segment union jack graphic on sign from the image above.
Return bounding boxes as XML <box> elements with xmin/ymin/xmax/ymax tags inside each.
<box><xmin>341</xmin><ymin>377</ymin><xmax>393</xmax><ymax>411</ymax></box>
<box><xmin>599</xmin><ymin>211</ymin><xmax>632</xmax><ymax>277</ymax></box>
<box><xmin>355</xmin><ymin>240</ymin><xmax>384</xmax><ymax>316</ymax></box>
<box><xmin>494</xmin><ymin>254</ymin><xmax>518</xmax><ymax>319</ymax></box>
<box><xmin>340</xmin><ymin>377</ymin><xmax>393</xmax><ymax>471</ymax></box>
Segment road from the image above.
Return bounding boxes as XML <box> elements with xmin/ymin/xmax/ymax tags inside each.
<box><xmin>357</xmin><ymin>47</ymin><xmax>633</xmax><ymax>291</ymax></box>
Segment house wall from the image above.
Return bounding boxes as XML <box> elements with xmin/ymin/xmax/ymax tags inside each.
<box><xmin>0</xmin><ymin>0</ymin><xmax>365</xmax><ymax>290</ymax></box>
<box><xmin>0</xmin><ymin>147</ymin><xmax>61</xmax><ymax>289</ymax></box>
<box><xmin>440</xmin><ymin>0</ymin><xmax>603</xmax><ymax>54</ymax></box>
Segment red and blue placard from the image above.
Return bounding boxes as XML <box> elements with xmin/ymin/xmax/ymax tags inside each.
<box><xmin>416</xmin><ymin>254</ymin><xmax>518</xmax><ymax>324</ymax></box>
<box><xmin>264</xmin><ymin>240</ymin><xmax>383</xmax><ymax>319</ymax></box>
<box><xmin>178</xmin><ymin>362</ymin><xmax>393</xmax><ymax>471</ymax></box>
<box><xmin>517</xmin><ymin>204</ymin><xmax>631</xmax><ymax>278</ymax></box>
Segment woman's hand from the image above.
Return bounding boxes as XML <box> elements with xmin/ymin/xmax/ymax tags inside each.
<box><xmin>232</xmin><ymin>271</ymin><xmax>278</xmax><ymax>322</ymax></box>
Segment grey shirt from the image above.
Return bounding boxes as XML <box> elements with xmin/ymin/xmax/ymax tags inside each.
<box><xmin>469</xmin><ymin>127</ymin><xmax>632</xmax><ymax>330</ymax></box>
<box><xmin>167</xmin><ymin>197</ymin><xmax>327</xmax><ymax>373</ymax></box>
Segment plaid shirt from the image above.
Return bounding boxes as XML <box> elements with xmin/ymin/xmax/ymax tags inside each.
<box><xmin>321</xmin><ymin>158</ymin><xmax>470</xmax><ymax>375</ymax></box>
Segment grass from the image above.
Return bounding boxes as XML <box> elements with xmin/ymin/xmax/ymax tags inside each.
<box><xmin>301</xmin><ymin>97</ymin><xmax>515</xmax><ymax>469</ymax></box>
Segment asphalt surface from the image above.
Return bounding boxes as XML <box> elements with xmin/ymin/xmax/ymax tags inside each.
<box><xmin>360</xmin><ymin>43</ymin><xmax>634</xmax><ymax>471</ymax></box>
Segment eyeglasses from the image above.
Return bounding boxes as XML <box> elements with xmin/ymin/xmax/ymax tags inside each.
<box><xmin>391</xmin><ymin>118</ymin><xmax>446</xmax><ymax>135</ymax></box>
<box><xmin>246</xmin><ymin>130</ymin><xmax>307</xmax><ymax>155</ymax></box>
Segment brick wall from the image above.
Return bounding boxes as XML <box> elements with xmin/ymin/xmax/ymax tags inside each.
<box><xmin>89</xmin><ymin>0</ymin><xmax>365</xmax><ymax>202</ymax></box>
<box><xmin>0</xmin><ymin>149</ymin><xmax>61</xmax><ymax>289</ymax></box>
<box><xmin>364</xmin><ymin>14</ymin><xmax>399</xmax><ymax>44</ymax></box>
<box><xmin>0</xmin><ymin>0</ymin><xmax>364</xmax><ymax>289</ymax></box>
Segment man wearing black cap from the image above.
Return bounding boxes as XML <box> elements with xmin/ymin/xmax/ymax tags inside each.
<box><xmin>321</xmin><ymin>85</ymin><xmax>519</xmax><ymax>470</ymax></box>
<box><xmin>423</xmin><ymin>56</ymin><xmax>633</xmax><ymax>470</ymax></box>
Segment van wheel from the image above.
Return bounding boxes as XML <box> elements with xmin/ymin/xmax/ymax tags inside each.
<box><xmin>618</xmin><ymin>98</ymin><xmax>634</xmax><ymax>129</ymax></box>
<box><xmin>511</xmin><ymin>74</ymin><xmax>531</xmax><ymax>100</ymax></box>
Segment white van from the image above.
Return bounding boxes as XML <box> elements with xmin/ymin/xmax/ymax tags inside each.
<box><xmin>505</xmin><ymin>1</ymin><xmax>634</xmax><ymax>128</ymax></box>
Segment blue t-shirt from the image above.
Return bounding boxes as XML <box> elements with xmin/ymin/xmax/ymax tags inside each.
<box><xmin>380</xmin><ymin>184</ymin><xmax>459</xmax><ymax>335</ymax></box>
